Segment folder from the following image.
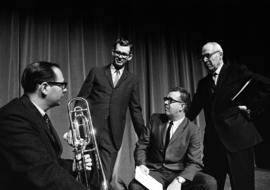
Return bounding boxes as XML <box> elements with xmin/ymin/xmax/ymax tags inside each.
<box><xmin>135</xmin><ymin>166</ymin><xmax>163</xmax><ymax>190</ymax></box>
<box><xmin>231</xmin><ymin>79</ymin><xmax>252</xmax><ymax>101</ymax></box>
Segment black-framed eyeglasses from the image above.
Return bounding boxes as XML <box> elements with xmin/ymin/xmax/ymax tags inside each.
<box><xmin>112</xmin><ymin>50</ymin><xmax>131</xmax><ymax>59</ymax></box>
<box><xmin>163</xmin><ymin>97</ymin><xmax>183</xmax><ymax>104</ymax></box>
<box><xmin>46</xmin><ymin>81</ymin><xmax>68</xmax><ymax>90</ymax></box>
<box><xmin>200</xmin><ymin>51</ymin><xmax>221</xmax><ymax>62</ymax></box>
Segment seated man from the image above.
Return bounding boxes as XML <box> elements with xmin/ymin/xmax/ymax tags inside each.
<box><xmin>0</xmin><ymin>61</ymin><xmax>91</xmax><ymax>190</ymax></box>
<box><xmin>129</xmin><ymin>87</ymin><xmax>217</xmax><ymax>190</ymax></box>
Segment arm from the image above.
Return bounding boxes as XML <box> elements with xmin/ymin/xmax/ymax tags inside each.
<box><xmin>186</xmin><ymin>81</ymin><xmax>204</xmax><ymax>121</ymax></box>
<box><xmin>247</xmin><ymin>72</ymin><xmax>270</xmax><ymax>119</ymax></box>
<box><xmin>179</xmin><ymin>125</ymin><xmax>203</xmax><ymax>181</ymax></box>
<box><xmin>129</xmin><ymin>78</ymin><xmax>145</xmax><ymax>137</ymax></box>
<box><xmin>134</xmin><ymin>115</ymin><xmax>152</xmax><ymax>167</ymax></box>
<box><xmin>77</xmin><ymin>68</ymin><xmax>96</xmax><ymax>98</ymax></box>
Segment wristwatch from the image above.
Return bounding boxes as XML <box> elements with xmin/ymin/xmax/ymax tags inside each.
<box><xmin>177</xmin><ymin>176</ymin><xmax>186</xmax><ymax>184</ymax></box>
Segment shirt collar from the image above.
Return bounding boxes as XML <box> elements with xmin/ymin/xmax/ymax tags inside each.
<box><xmin>169</xmin><ymin>117</ymin><xmax>185</xmax><ymax>127</ymax></box>
<box><xmin>214</xmin><ymin>62</ymin><xmax>224</xmax><ymax>75</ymax></box>
<box><xmin>110</xmin><ymin>64</ymin><xmax>124</xmax><ymax>75</ymax></box>
<box><xmin>31</xmin><ymin>101</ymin><xmax>46</xmax><ymax>117</ymax></box>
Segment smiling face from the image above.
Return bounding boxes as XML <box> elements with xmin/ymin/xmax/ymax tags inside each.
<box><xmin>112</xmin><ymin>43</ymin><xmax>132</xmax><ymax>66</ymax></box>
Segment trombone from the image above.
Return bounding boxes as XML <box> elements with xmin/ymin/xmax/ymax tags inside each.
<box><xmin>67</xmin><ymin>97</ymin><xmax>108</xmax><ymax>190</ymax></box>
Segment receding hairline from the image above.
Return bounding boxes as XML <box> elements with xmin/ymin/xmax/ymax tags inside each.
<box><xmin>202</xmin><ymin>42</ymin><xmax>223</xmax><ymax>53</ymax></box>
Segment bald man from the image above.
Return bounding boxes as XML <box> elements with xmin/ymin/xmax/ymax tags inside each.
<box><xmin>187</xmin><ymin>42</ymin><xmax>270</xmax><ymax>190</ymax></box>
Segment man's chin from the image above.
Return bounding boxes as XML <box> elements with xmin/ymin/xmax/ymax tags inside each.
<box><xmin>115</xmin><ymin>61</ymin><xmax>124</xmax><ymax>66</ymax></box>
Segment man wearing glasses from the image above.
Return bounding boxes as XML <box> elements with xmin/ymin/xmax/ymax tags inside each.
<box><xmin>0</xmin><ymin>61</ymin><xmax>92</xmax><ymax>190</ymax></box>
<box><xmin>187</xmin><ymin>42</ymin><xmax>270</xmax><ymax>190</ymax></box>
<box><xmin>129</xmin><ymin>87</ymin><xmax>217</xmax><ymax>190</ymax></box>
<box><xmin>76</xmin><ymin>38</ymin><xmax>145</xmax><ymax>190</ymax></box>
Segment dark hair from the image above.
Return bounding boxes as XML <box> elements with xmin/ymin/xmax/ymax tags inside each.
<box><xmin>169</xmin><ymin>86</ymin><xmax>191</xmax><ymax>113</ymax></box>
<box><xmin>21</xmin><ymin>61</ymin><xmax>60</xmax><ymax>93</ymax></box>
<box><xmin>113</xmin><ymin>38</ymin><xmax>133</xmax><ymax>54</ymax></box>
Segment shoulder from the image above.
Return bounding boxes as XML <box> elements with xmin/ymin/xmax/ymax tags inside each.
<box><xmin>186</xmin><ymin>118</ymin><xmax>200</xmax><ymax>132</ymax></box>
<box><xmin>89</xmin><ymin>65</ymin><xmax>107</xmax><ymax>73</ymax></box>
<box><xmin>0</xmin><ymin>98</ymin><xmax>21</xmax><ymax>116</ymax></box>
<box><xmin>0</xmin><ymin>97</ymin><xmax>31</xmax><ymax>129</ymax></box>
<box><xmin>150</xmin><ymin>113</ymin><xmax>168</xmax><ymax>123</ymax></box>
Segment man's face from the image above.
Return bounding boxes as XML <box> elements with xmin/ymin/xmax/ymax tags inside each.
<box><xmin>164</xmin><ymin>91</ymin><xmax>183</xmax><ymax>118</ymax></box>
<box><xmin>112</xmin><ymin>44</ymin><xmax>132</xmax><ymax>66</ymax></box>
<box><xmin>201</xmin><ymin>44</ymin><xmax>222</xmax><ymax>73</ymax></box>
<box><xmin>45</xmin><ymin>67</ymin><xmax>67</xmax><ymax>108</ymax></box>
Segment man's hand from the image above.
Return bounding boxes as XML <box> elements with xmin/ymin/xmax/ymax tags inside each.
<box><xmin>73</xmin><ymin>154</ymin><xmax>92</xmax><ymax>171</ymax></box>
<box><xmin>238</xmin><ymin>105</ymin><xmax>251</xmax><ymax>119</ymax></box>
<box><xmin>63</xmin><ymin>130</ymin><xmax>74</xmax><ymax>146</ymax></box>
<box><xmin>138</xmin><ymin>165</ymin><xmax>150</xmax><ymax>175</ymax></box>
<box><xmin>167</xmin><ymin>178</ymin><xmax>182</xmax><ymax>190</ymax></box>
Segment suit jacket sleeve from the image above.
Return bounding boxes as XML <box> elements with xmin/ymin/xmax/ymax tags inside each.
<box><xmin>134</xmin><ymin>114</ymin><xmax>152</xmax><ymax>166</ymax></box>
<box><xmin>186</xmin><ymin>80</ymin><xmax>204</xmax><ymax>121</ymax></box>
<box><xmin>247</xmin><ymin>72</ymin><xmax>270</xmax><ymax>118</ymax></box>
<box><xmin>0</xmin><ymin>114</ymin><xmax>86</xmax><ymax>190</ymax></box>
<box><xmin>129</xmin><ymin>77</ymin><xmax>145</xmax><ymax>137</ymax></box>
<box><xmin>179</xmin><ymin>124</ymin><xmax>203</xmax><ymax>181</ymax></box>
<box><xmin>77</xmin><ymin>68</ymin><xmax>95</xmax><ymax>98</ymax></box>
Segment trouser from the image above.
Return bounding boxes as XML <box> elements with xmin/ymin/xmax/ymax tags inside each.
<box><xmin>203</xmin><ymin>134</ymin><xmax>255</xmax><ymax>190</ymax></box>
<box><xmin>128</xmin><ymin>167</ymin><xmax>217</xmax><ymax>190</ymax></box>
<box><xmin>89</xmin><ymin>117</ymin><xmax>119</xmax><ymax>190</ymax></box>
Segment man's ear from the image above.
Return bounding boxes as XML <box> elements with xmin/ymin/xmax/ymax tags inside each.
<box><xmin>179</xmin><ymin>103</ymin><xmax>185</xmax><ymax>112</ymax></box>
<box><xmin>127</xmin><ymin>53</ymin><xmax>133</xmax><ymax>61</ymax></box>
<box><xmin>40</xmin><ymin>82</ymin><xmax>49</xmax><ymax>97</ymax></box>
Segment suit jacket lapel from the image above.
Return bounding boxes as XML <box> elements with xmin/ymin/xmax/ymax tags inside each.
<box><xmin>20</xmin><ymin>95</ymin><xmax>62</xmax><ymax>154</ymax></box>
<box><xmin>169</xmin><ymin>118</ymin><xmax>188</xmax><ymax>144</ymax></box>
<box><xmin>104</xmin><ymin>65</ymin><xmax>114</xmax><ymax>87</ymax></box>
<box><xmin>115</xmin><ymin>68</ymin><xmax>128</xmax><ymax>88</ymax></box>
<box><xmin>215</xmin><ymin>63</ymin><xmax>230</xmax><ymax>91</ymax></box>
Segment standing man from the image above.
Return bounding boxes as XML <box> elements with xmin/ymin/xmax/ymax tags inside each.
<box><xmin>187</xmin><ymin>42</ymin><xmax>270</xmax><ymax>190</ymax></box>
<box><xmin>0</xmin><ymin>61</ymin><xmax>91</xmax><ymax>190</ymax></box>
<box><xmin>77</xmin><ymin>38</ymin><xmax>145</xmax><ymax>189</ymax></box>
<box><xmin>129</xmin><ymin>87</ymin><xmax>217</xmax><ymax>190</ymax></box>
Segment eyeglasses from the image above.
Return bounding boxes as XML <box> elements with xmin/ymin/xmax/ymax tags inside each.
<box><xmin>47</xmin><ymin>81</ymin><xmax>68</xmax><ymax>90</ymax></box>
<box><xmin>200</xmin><ymin>51</ymin><xmax>221</xmax><ymax>62</ymax></box>
<box><xmin>163</xmin><ymin>97</ymin><xmax>183</xmax><ymax>104</ymax></box>
<box><xmin>113</xmin><ymin>50</ymin><xmax>131</xmax><ymax>59</ymax></box>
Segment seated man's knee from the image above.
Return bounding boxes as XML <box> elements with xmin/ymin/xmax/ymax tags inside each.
<box><xmin>128</xmin><ymin>179</ymin><xmax>145</xmax><ymax>190</ymax></box>
<box><xmin>194</xmin><ymin>172</ymin><xmax>217</xmax><ymax>190</ymax></box>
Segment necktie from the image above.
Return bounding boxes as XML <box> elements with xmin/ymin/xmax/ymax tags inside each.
<box><xmin>210</xmin><ymin>73</ymin><xmax>218</xmax><ymax>93</ymax></box>
<box><xmin>165</xmin><ymin>121</ymin><xmax>173</xmax><ymax>148</ymax></box>
<box><xmin>113</xmin><ymin>70</ymin><xmax>121</xmax><ymax>87</ymax></box>
<box><xmin>43</xmin><ymin>114</ymin><xmax>56</xmax><ymax>143</ymax></box>
<box><xmin>212</xmin><ymin>72</ymin><xmax>218</xmax><ymax>85</ymax></box>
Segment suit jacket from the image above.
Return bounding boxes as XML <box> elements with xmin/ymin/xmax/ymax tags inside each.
<box><xmin>77</xmin><ymin>64</ymin><xmax>145</xmax><ymax>149</ymax></box>
<box><xmin>0</xmin><ymin>95</ymin><xmax>86</xmax><ymax>190</ymax></box>
<box><xmin>187</xmin><ymin>63</ymin><xmax>270</xmax><ymax>152</ymax></box>
<box><xmin>134</xmin><ymin>113</ymin><xmax>203</xmax><ymax>181</ymax></box>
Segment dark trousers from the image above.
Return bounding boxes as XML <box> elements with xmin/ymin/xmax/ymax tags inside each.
<box><xmin>89</xmin><ymin>117</ymin><xmax>118</xmax><ymax>190</ymax></box>
<box><xmin>128</xmin><ymin>167</ymin><xmax>217</xmax><ymax>190</ymax></box>
<box><xmin>203</xmin><ymin>134</ymin><xmax>255</xmax><ymax>190</ymax></box>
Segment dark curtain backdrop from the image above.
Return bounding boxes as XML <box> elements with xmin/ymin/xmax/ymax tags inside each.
<box><xmin>1</xmin><ymin>1</ymin><xmax>270</xmax><ymax>189</ymax></box>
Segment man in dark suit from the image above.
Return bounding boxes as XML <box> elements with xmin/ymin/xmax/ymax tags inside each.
<box><xmin>0</xmin><ymin>61</ymin><xmax>91</xmax><ymax>190</ymax></box>
<box><xmin>129</xmin><ymin>87</ymin><xmax>217</xmax><ymax>190</ymax></box>
<box><xmin>76</xmin><ymin>38</ymin><xmax>145</xmax><ymax>189</ymax></box>
<box><xmin>187</xmin><ymin>42</ymin><xmax>270</xmax><ymax>190</ymax></box>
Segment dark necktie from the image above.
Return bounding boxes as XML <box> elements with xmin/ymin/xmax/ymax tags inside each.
<box><xmin>43</xmin><ymin>114</ymin><xmax>56</xmax><ymax>143</ymax></box>
<box><xmin>210</xmin><ymin>73</ymin><xmax>218</xmax><ymax>93</ymax></box>
<box><xmin>165</xmin><ymin>121</ymin><xmax>173</xmax><ymax>148</ymax></box>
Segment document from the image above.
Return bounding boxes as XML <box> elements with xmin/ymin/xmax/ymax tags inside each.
<box><xmin>134</xmin><ymin>166</ymin><xmax>163</xmax><ymax>190</ymax></box>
